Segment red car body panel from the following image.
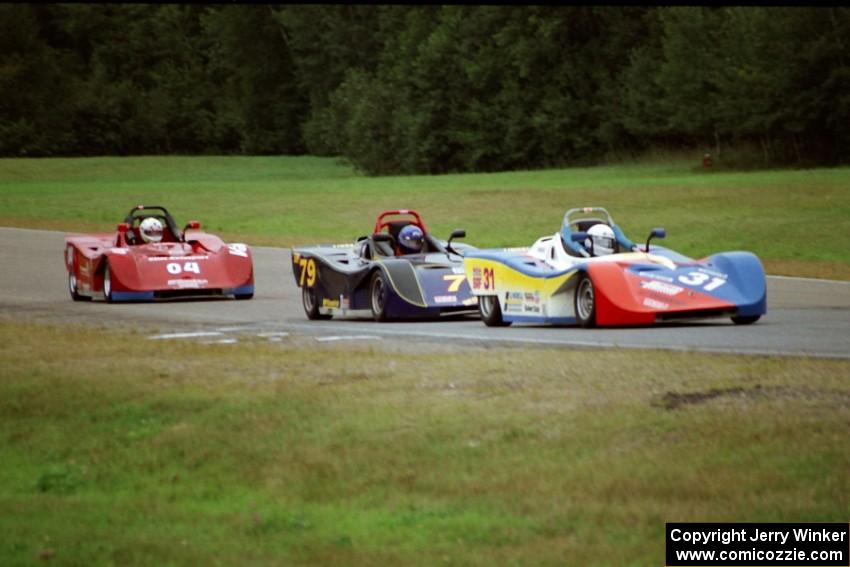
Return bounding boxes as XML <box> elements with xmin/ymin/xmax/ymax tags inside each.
<box><xmin>588</xmin><ymin>263</ymin><xmax>737</xmax><ymax>326</ymax></box>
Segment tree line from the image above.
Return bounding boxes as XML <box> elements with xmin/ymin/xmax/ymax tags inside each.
<box><xmin>2</xmin><ymin>5</ymin><xmax>848</xmax><ymax>173</ymax></box>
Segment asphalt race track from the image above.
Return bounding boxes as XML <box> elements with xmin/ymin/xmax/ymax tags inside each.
<box><xmin>3</xmin><ymin>227</ymin><xmax>850</xmax><ymax>359</ymax></box>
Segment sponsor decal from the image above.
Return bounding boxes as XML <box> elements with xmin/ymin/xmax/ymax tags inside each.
<box><xmin>696</xmin><ymin>266</ymin><xmax>726</xmax><ymax>278</ymax></box>
<box><xmin>639</xmin><ymin>271</ymin><xmax>673</xmax><ymax>283</ymax></box>
<box><xmin>523</xmin><ymin>304</ymin><xmax>541</xmax><ymax>313</ymax></box>
<box><xmin>148</xmin><ymin>255</ymin><xmax>208</xmax><ymax>262</ymax></box>
<box><xmin>472</xmin><ymin>267</ymin><xmax>482</xmax><ymax>290</ymax></box>
<box><xmin>452</xmin><ymin>266</ymin><xmax>465</xmax><ymax>275</ymax></box>
<box><xmin>228</xmin><ymin>243</ymin><xmax>249</xmax><ymax>258</ymax></box>
<box><xmin>640</xmin><ymin>280</ymin><xmax>684</xmax><ymax>296</ymax></box>
<box><xmin>461</xmin><ymin>297</ymin><xmax>478</xmax><ymax>306</ymax></box>
<box><xmin>524</xmin><ymin>291</ymin><xmax>541</xmax><ymax>304</ymax></box>
<box><xmin>167</xmin><ymin>278</ymin><xmax>209</xmax><ymax>289</ymax></box>
<box><xmin>643</xmin><ymin>297</ymin><xmax>669</xmax><ymax>310</ymax></box>
<box><xmin>322</xmin><ymin>298</ymin><xmax>340</xmax><ymax>308</ymax></box>
<box><xmin>504</xmin><ymin>291</ymin><xmax>523</xmax><ymax>313</ymax></box>
<box><xmin>433</xmin><ymin>295</ymin><xmax>457</xmax><ymax>304</ymax></box>
<box><xmin>110</xmin><ymin>248</ymin><xmax>129</xmax><ymax>255</ymax></box>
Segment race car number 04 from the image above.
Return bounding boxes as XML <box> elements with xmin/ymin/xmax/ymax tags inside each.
<box><xmin>166</xmin><ymin>262</ymin><xmax>201</xmax><ymax>275</ymax></box>
<box><xmin>678</xmin><ymin>271</ymin><xmax>725</xmax><ymax>291</ymax></box>
<box><xmin>299</xmin><ymin>257</ymin><xmax>317</xmax><ymax>287</ymax></box>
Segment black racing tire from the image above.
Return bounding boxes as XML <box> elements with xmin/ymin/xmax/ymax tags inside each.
<box><xmin>574</xmin><ymin>273</ymin><xmax>596</xmax><ymax>328</ymax></box>
<box><xmin>302</xmin><ymin>285</ymin><xmax>331</xmax><ymax>320</ymax></box>
<box><xmin>731</xmin><ymin>315</ymin><xmax>760</xmax><ymax>325</ymax></box>
<box><xmin>369</xmin><ymin>270</ymin><xmax>391</xmax><ymax>322</ymax></box>
<box><xmin>479</xmin><ymin>295</ymin><xmax>510</xmax><ymax>327</ymax></box>
<box><xmin>68</xmin><ymin>260</ymin><xmax>90</xmax><ymax>302</ymax></box>
<box><xmin>102</xmin><ymin>260</ymin><xmax>114</xmax><ymax>303</ymax></box>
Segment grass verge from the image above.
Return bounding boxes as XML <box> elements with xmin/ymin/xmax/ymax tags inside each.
<box><xmin>0</xmin><ymin>156</ymin><xmax>849</xmax><ymax>279</ymax></box>
<box><xmin>1</xmin><ymin>319</ymin><xmax>848</xmax><ymax>566</ymax></box>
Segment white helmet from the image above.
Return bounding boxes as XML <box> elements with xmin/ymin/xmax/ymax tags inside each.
<box><xmin>585</xmin><ymin>223</ymin><xmax>616</xmax><ymax>256</ymax></box>
<box><xmin>139</xmin><ymin>217</ymin><xmax>164</xmax><ymax>243</ymax></box>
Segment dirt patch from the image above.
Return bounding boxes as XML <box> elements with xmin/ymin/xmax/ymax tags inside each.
<box><xmin>657</xmin><ymin>386</ymin><xmax>749</xmax><ymax>410</ymax></box>
<box><xmin>656</xmin><ymin>384</ymin><xmax>850</xmax><ymax>410</ymax></box>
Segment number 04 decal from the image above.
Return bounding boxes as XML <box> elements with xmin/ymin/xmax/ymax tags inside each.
<box><xmin>166</xmin><ymin>261</ymin><xmax>201</xmax><ymax>275</ymax></box>
<box><xmin>678</xmin><ymin>271</ymin><xmax>726</xmax><ymax>291</ymax></box>
<box><xmin>299</xmin><ymin>257</ymin><xmax>317</xmax><ymax>287</ymax></box>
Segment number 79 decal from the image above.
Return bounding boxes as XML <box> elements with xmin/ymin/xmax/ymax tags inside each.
<box><xmin>678</xmin><ymin>271</ymin><xmax>726</xmax><ymax>291</ymax></box>
<box><xmin>299</xmin><ymin>257</ymin><xmax>317</xmax><ymax>287</ymax></box>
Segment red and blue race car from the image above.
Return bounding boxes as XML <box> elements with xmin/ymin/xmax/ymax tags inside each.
<box><xmin>463</xmin><ymin>207</ymin><xmax>767</xmax><ymax>327</ymax></box>
<box><xmin>64</xmin><ymin>205</ymin><xmax>254</xmax><ymax>302</ymax></box>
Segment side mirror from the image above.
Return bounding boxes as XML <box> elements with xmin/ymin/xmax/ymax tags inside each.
<box><xmin>117</xmin><ymin>223</ymin><xmax>130</xmax><ymax>233</ymax></box>
<box><xmin>645</xmin><ymin>227</ymin><xmax>666</xmax><ymax>252</ymax></box>
<box><xmin>446</xmin><ymin>229</ymin><xmax>466</xmax><ymax>255</ymax></box>
<box><xmin>373</xmin><ymin>233</ymin><xmax>394</xmax><ymax>243</ymax></box>
<box><xmin>570</xmin><ymin>231</ymin><xmax>588</xmax><ymax>243</ymax></box>
<box><xmin>185</xmin><ymin>220</ymin><xmax>201</xmax><ymax>231</ymax></box>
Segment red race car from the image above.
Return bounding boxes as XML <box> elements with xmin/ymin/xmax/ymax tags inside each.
<box><xmin>64</xmin><ymin>205</ymin><xmax>254</xmax><ymax>302</ymax></box>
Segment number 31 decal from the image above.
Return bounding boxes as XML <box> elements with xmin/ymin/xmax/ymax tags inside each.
<box><xmin>678</xmin><ymin>271</ymin><xmax>726</xmax><ymax>291</ymax></box>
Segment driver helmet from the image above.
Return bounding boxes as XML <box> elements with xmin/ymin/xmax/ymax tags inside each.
<box><xmin>139</xmin><ymin>217</ymin><xmax>164</xmax><ymax>243</ymax></box>
<box><xmin>398</xmin><ymin>224</ymin><xmax>424</xmax><ymax>254</ymax></box>
<box><xmin>585</xmin><ymin>223</ymin><xmax>616</xmax><ymax>256</ymax></box>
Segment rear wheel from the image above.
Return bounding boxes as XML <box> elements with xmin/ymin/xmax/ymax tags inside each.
<box><xmin>731</xmin><ymin>315</ymin><xmax>760</xmax><ymax>325</ymax></box>
<box><xmin>370</xmin><ymin>271</ymin><xmax>391</xmax><ymax>322</ymax></box>
<box><xmin>102</xmin><ymin>261</ymin><xmax>114</xmax><ymax>303</ymax></box>
<box><xmin>574</xmin><ymin>273</ymin><xmax>596</xmax><ymax>328</ymax></box>
<box><xmin>302</xmin><ymin>286</ymin><xmax>331</xmax><ymax>320</ymax></box>
<box><xmin>479</xmin><ymin>295</ymin><xmax>510</xmax><ymax>327</ymax></box>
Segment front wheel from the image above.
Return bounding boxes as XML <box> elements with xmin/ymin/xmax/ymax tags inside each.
<box><xmin>68</xmin><ymin>266</ymin><xmax>90</xmax><ymax>302</ymax></box>
<box><xmin>302</xmin><ymin>286</ymin><xmax>331</xmax><ymax>320</ymax></box>
<box><xmin>102</xmin><ymin>261</ymin><xmax>114</xmax><ymax>303</ymax></box>
<box><xmin>574</xmin><ymin>273</ymin><xmax>596</xmax><ymax>328</ymax></box>
<box><xmin>731</xmin><ymin>315</ymin><xmax>760</xmax><ymax>325</ymax></box>
<box><xmin>370</xmin><ymin>271</ymin><xmax>391</xmax><ymax>322</ymax></box>
<box><xmin>479</xmin><ymin>295</ymin><xmax>510</xmax><ymax>327</ymax></box>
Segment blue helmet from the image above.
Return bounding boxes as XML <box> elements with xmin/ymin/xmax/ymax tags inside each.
<box><xmin>398</xmin><ymin>224</ymin><xmax>424</xmax><ymax>253</ymax></box>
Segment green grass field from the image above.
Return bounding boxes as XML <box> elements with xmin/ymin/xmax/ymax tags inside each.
<box><xmin>1</xmin><ymin>320</ymin><xmax>848</xmax><ymax>566</ymax></box>
<box><xmin>1</xmin><ymin>156</ymin><xmax>849</xmax><ymax>278</ymax></box>
<box><xmin>2</xmin><ymin>157</ymin><xmax>849</xmax><ymax>564</ymax></box>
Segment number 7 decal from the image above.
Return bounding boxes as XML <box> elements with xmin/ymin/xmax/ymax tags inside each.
<box><xmin>442</xmin><ymin>274</ymin><xmax>466</xmax><ymax>292</ymax></box>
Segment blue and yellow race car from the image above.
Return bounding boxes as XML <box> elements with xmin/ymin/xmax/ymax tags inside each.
<box><xmin>292</xmin><ymin>210</ymin><xmax>478</xmax><ymax>321</ymax></box>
